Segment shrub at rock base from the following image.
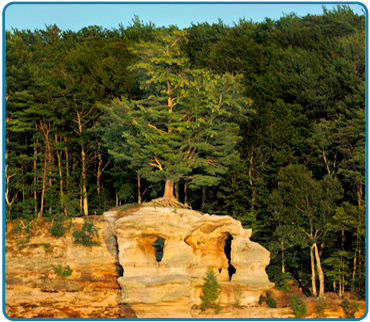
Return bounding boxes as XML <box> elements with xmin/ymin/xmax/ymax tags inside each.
<box><xmin>200</xmin><ymin>267</ymin><xmax>222</xmax><ymax>313</ymax></box>
<box><xmin>290</xmin><ymin>294</ymin><xmax>307</xmax><ymax>318</ymax></box>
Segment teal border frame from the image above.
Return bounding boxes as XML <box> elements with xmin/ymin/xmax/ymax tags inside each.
<box><xmin>2</xmin><ymin>1</ymin><xmax>368</xmax><ymax>321</ymax></box>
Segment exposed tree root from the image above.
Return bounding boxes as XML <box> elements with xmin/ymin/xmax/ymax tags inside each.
<box><xmin>145</xmin><ymin>197</ymin><xmax>191</xmax><ymax>209</ymax></box>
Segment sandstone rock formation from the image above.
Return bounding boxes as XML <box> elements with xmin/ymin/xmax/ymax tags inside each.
<box><xmin>104</xmin><ymin>206</ymin><xmax>275</xmax><ymax>318</ymax></box>
<box><xmin>5</xmin><ymin>211</ymin><xmax>366</xmax><ymax>319</ymax></box>
<box><xmin>5</xmin><ymin>218</ymin><xmax>134</xmax><ymax>319</ymax></box>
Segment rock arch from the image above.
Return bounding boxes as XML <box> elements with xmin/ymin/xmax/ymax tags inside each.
<box><xmin>104</xmin><ymin>207</ymin><xmax>274</xmax><ymax>317</ymax></box>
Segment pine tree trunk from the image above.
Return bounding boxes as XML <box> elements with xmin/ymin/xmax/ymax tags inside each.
<box><xmin>97</xmin><ymin>155</ymin><xmax>102</xmax><ymax>195</ymax></box>
<box><xmin>310</xmin><ymin>245</ymin><xmax>317</xmax><ymax>297</ymax></box>
<box><xmin>116</xmin><ymin>188</ymin><xmax>119</xmax><ymax>207</ymax></box>
<box><xmin>352</xmin><ymin>238</ymin><xmax>358</xmax><ymax>287</ymax></box>
<box><xmin>281</xmin><ymin>245</ymin><xmax>285</xmax><ymax>274</ymax></box>
<box><xmin>184</xmin><ymin>181</ymin><xmax>188</xmax><ymax>206</ymax></box>
<box><xmin>137</xmin><ymin>174</ymin><xmax>142</xmax><ymax>204</ymax></box>
<box><xmin>55</xmin><ymin>135</ymin><xmax>65</xmax><ymax>216</ymax></box>
<box><xmin>34</xmin><ymin>142</ymin><xmax>38</xmax><ymax>213</ymax></box>
<box><xmin>38</xmin><ymin>122</ymin><xmax>51</xmax><ymax>218</ymax></box>
<box><xmin>80</xmin><ymin>185</ymin><xmax>83</xmax><ymax>214</ymax></box>
<box><xmin>76</xmin><ymin>112</ymin><xmax>88</xmax><ymax>216</ymax></box>
<box><xmin>202</xmin><ymin>187</ymin><xmax>206</xmax><ymax>209</ymax></box>
<box><xmin>64</xmin><ymin>137</ymin><xmax>69</xmax><ymax>187</ymax></box>
<box><xmin>56</xmin><ymin>150</ymin><xmax>66</xmax><ymax>216</ymax></box>
<box><xmin>175</xmin><ymin>182</ymin><xmax>179</xmax><ymax>201</ymax></box>
<box><xmin>40</xmin><ymin>157</ymin><xmax>47</xmax><ymax>218</ymax></box>
<box><xmin>314</xmin><ymin>243</ymin><xmax>325</xmax><ymax>297</ymax></box>
<box><xmin>81</xmin><ymin>143</ymin><xmax>88</xmax><ymax>215</ymax></box>
<box><xmin>249</xmin><ymin>153</ymin><xmax>255</xmax><ymax>210</ymax></box>
<box><xmin>163</xmin><ymin>179</ymin><xmax>175</xmax><ymax>200</ymax></box>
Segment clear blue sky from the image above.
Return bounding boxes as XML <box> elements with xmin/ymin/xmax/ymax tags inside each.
<box><xmin>4</xmin><ymin>2</ymin><xmax>366</xmax><ymax>32</ymax></box>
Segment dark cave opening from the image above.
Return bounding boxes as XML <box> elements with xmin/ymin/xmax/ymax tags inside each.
<box><xmin>224</xmin><ymin>234</ymin><xmax>236</xmax><ymax>281</ymax></box>
<box><xmin>113</xmin><ymin>235</ymin><xmax>124</xmax><ymax>277</ymax></box>
<box><xmin>152</xmin><ymin>238</ymin><xmax>165</xmax><ymax>262</ymax></box>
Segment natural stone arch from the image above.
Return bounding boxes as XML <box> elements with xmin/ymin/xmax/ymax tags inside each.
<box><xmin>105</xmin><ymin>206</ymin><xmax>274</xmax><ymax>316</ymax></box>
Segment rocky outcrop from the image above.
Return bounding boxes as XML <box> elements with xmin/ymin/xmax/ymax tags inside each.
<box><xmin>104</xmin><ymin>206</ymin><xmax>275</xmax><ymax>318</ymax></box>
<box><xmin>5</xmin><ymin>217</ymin><xmax>135</xmax><ymax>319</ymax></box>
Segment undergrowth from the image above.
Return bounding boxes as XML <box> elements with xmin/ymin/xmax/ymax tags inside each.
<box><xmin>51</xmin><ymin>264</ymin><xmax>73</xmax><ymax>279</ymax></box>
<box><xmin>72</xmin><ymin>220</ymin><xmax>100</xmax><ymax>247</ymax></box>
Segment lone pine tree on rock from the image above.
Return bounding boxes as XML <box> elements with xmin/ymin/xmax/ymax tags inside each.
<box><xmin>102</xmin><ymin>29</ymin><xmax>253</xmax><ymax>207</ymax></box>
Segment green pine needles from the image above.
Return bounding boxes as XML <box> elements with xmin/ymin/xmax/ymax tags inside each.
<box><xmin>72</xmin><ymin>220</ymin><xmax>100</xmax><ymax>247</ymax></box>
<box><xmin>290</xmin><ymin>294</ymin><xmax>307</xmax><ymax>318</ymax></box>
<box><xmin>200</xmin><ymin>267</ymin><xmax>222</xmax><ymax>313</ymax></box>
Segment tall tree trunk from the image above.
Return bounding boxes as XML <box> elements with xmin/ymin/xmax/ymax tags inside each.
<box><xmin>201</xmin><ymin>187</ymin><xmax>206</xmax><ymax>210</ymax></box>
<box><xmin>310</xmin><ymin>245</ymin><xmax>317</xmax><ymax>297</ymax></box>
<box><xmin>184</xmin><ymin>181</ymin><xmax>188</xmax><ymax>206</ymax></box>
<box><xmin>248</xmin><ymin>151</ymin><xmax>255</xmax><ymax>210</ymax></box>
<box><xmin>175</xmin><ymin>182</ymin><xmax>179</xmax><ymax>201</ymax></box>
<box><xmin>164</xmin><ymin>179</ymin><xmax>175</xmax><ymax>200</ymax></box>
<box><xmin>5</xmin><ymin>118</ymin><xmax>17</xmax><ymax>211</ymax></box>
<box><xmin>76</xmin><ymin>111</ymin><xmax>88</xmax><ymax>216</ymax></box>
<box><xmin>97</xmin><ymin>155</ymin><xmax>102</xmax><ymax>195</ymax></box>
<box><xmin>281</xmin><ymin>244</ymin><xmax>286</xmax><ymax>274</ymax></box>
<box><xmin>55</xmin><ymin>135</ymin><xmax>66</xmax><ymax>216</ymax></box>
<box><xmin>5</xmin><ymin>164</ymin><xmax>17</xmax><ymax>210</ymax></box>
<box><xmin>40</xmin><ymin>155</ymin><xmax>47</xmax><ymax>218</ymax></box>
<box><xmin>64</xmin><ymin>137</ymin><xmax>69</xmax><ymax>187</ymax></box>
<box><xmin>33</xmin><ymin>140</ymin><xmax>38</xmax><ymax>213</ymax></box>
<box><xmin>81</xmin><ymin>143</ymin><xmax>88</xmax><ymax>215</ymax></box>
<box><xmin>314</xmin><ymin>243</ymin><xmax>325</xmax><ymax>297</ymax></box>
<box><xmin>137</xmin><ymin>174</ymin><xmax>142</xmax><ymax>204</ymax></box>
<box><xmin>80</xmin><ymin>184</ymin><xmax>83</xmax><ymax>214</ymax></box>
<box><xmin>38</xmin><ymin>122</ymin><xmax>51</xmax><ymax>218</ymax></box>
<box><xmin>352</xmin><ymin>238</ymin><xmax>358</xmax><ymax>287</ymax></box>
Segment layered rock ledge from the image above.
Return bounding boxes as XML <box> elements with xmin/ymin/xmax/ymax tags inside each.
<box><xmin>104</xmin><ymin>206</ymin><xmax>275</xmax><ymax>318</ymax></box>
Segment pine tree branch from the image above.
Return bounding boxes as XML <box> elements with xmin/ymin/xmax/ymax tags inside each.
<box><xmin>148</xmin><ymin>123</ymin><xmax>166</xmax><ymax>134</ymax></box>
<box><xmin>149</xmin><ymin>157</ymin><xmax>163</xmax><ymax>171</ymax></box>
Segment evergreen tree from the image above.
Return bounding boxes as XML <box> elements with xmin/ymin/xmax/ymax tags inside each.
<box><xmin>102</xmin><ymin>29</ymin><xmax>252</xmax><ymax>206</ymax></box>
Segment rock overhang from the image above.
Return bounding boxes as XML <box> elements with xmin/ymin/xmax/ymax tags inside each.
<box><xmin>104</xmin><ymin>205</ymin><xmax>274</xmax><ymax>313</ymax></box>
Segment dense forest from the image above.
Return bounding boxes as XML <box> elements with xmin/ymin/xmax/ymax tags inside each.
<box><xmin>5</xmin><ymin>5</ymin><xmax>365</xmax><ymax>298</ymax></box>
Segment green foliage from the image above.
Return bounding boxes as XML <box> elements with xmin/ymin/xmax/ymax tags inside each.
<box><xmin>322</xmin><ymin>250</ymin><xmax>350</xmax><ymax>288</ymax></box>
<box><xmin>290</xmin><ymin>294</ymin><xmax>307</xmax><ymax>318</ymax></box>
<box><xmin>200</xmin><ymin>267</ymin><xmax>222</xmax><ymax>312</ymax></box>
<box><xmin>341</xmin><ymin>298</ymin><xmax>359</xmax><ymax>318</ymax></box>
<box><xmin>72</xmin><ymin>220</ymin><xmax>100</xmax><ymax>247</ymax></box>
<box><xmin>276</xmin><ymin>272</ymin><xmax>293</xmax><ymax>292</ymax></box>
<box><xmin>314</xmin><ymin>298</ymin><xmax>327</xmax><ymax>318</ymax></box>
<box><xmin>5</xmin><ymin>8</ymin><xmax>365</xmax><ymax>297</ymax></box>
<box><xmin>266</xmin><ymin>266</ymin><xmax>296</xmax><ymax>292</ymax></box>
<box><xmin>11</xmin><ymin>220</ymin><xmax>33</xmax><ymax>250</ymax></box>
<box><xmin>265</xmin><ymin>290</ymin><xmax>277</xmax><ymax>308</ymax></box>
<box><xmin>49</xmin><ymin>219</ymin><xmax>66</xmax><ymax>238</ymax></box>
<box><xmin>232</xmin><ymin>285</ymin><xmax>242</xmax><ymax>308</ymax></box>
<box><xmin>51</xmin><ymin>264</ymin><xmax>73</xmax><ymax>279</ymax></box>
<box><xmin>101</xmin><ymin>28</ymin><xmax>253</xmax><ymax>196</ymax></box>
<box><xmin>15</xmin><ymin>235</ymin><xmax>30</xmax><ymax>251</ymax></box>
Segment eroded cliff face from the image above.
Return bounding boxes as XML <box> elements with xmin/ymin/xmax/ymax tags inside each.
<box><xmin>104</xmin><ymin>206</ymin><xmax>275</xmax><ymax>318</ymax></box>
<box><xmin>5</xmin><ymin>209</ymin><xmax>366</xmax><ymax>319</ymax></box>
<box><xmin>5</xmin><ymin>217</ymin><xmax>136</xmax><ymax>319</ymax></box>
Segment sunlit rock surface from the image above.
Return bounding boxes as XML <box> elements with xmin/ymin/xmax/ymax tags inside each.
<box><xmin>5</xmin><ymin>218</ymin><xmax>135</xmax><ymax>319</ymax></box>
<box><xmin>104</xmin><ymin>206</ymin><xmax>274</xmax><ymax>318</ymax></box>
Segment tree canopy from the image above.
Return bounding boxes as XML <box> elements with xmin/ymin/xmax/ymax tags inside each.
<box><xmin>5</xmin><ymin>6</ymin><xmax>365</xmax><ymax>297</ymax></box>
